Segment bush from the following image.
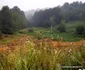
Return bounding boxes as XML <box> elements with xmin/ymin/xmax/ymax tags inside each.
<box><xmin>28</xmin><ymin>28</ymin><xmax>34</xmax><ymax>32</ymax></box>
<box><xmin>76</xmin><ymin>25</ymin><xmax>85</xmax><ymax>35</ymax></box>
<box><xmin>0</xmin><ymin>31</ymin><xmax>2</xmax><ymax>38</ymax></box>
<box><xmin>57</xmin><ymin>20</ymin><xmax>66</xmax><ymax>32</ymax></box>
<box><xmin>18</xmin><ymin>30</ymin><xmax>26</xmax><ymax>34</ymax></box>
<box><xmin>57</xmin><ymin>23</ymin><xmax>66</xmax><ymax>32</ymax></box>
<box><xmin>83</xmin><ymin>29</ymin><xmax>85</xmax><ymax>37</ymax></box>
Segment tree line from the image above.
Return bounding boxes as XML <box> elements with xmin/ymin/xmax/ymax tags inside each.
<box><xmin>0</xmin><ymin>6</ymin><xmax>28</xmax><ymax>34</ymax></box>
<box><xmin>31</xmin><ymin>1</ymin><xmax>85</xmax><ymax>27</ymax></box>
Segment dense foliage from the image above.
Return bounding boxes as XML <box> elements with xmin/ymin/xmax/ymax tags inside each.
<box><xmin>0</xmin><ymin>6</ymin><xmax>28</xmax><ymax>34</ymax></box>
<box><xmin>76</xmin><ymin>25</ymin><xmax>85</xmax><ymax>35</ymax></box>
<box><xmin>57</xmin><ymin>20</ymin><xmax>66</xmax><ymax>32</ymax></box>
<box><xmin>32</xmin><ymin>7</ymin><xmax>61</xmax><ymax>27</ymax></box>
<box><xmin>31</xmin><ymin>1</ymin><xmax>85</xmax><ymax>27</ymax></box>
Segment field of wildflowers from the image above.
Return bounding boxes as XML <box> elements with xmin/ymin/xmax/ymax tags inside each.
<box><xmin>0</xmin><ymin>34</ymin><xmax>85</xmax><ymax>70</ymax></box>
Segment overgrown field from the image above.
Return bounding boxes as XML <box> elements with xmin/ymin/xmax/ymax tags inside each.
<box><xmin>0</xmin><ymin>34</ymin><xmax>85</xmax><ymax>70</ymax></box>
<box><xmin>23</xmin><ymin>28</ymin><xmax>83</xmax><ymax>42</ymax></box>
<box><xmin>26</xmin><ymin>21</ymin><xmax>85</xmax><ymax>42</ymax></box>
<box><xmin>0</xmin><ymin>35</ymin><xmax>85</xmax><ymax>70</ymax></box>
<box><xmin>0</xmin><ymin>22</ymin><xmax>85</xmax><ymax>70</ymax></box>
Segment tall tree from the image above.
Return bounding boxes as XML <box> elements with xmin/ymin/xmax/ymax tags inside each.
<box><xmin>0</xmin><ymin>6</ymin><xmax>16</xmax><ymax>34</ymax></box>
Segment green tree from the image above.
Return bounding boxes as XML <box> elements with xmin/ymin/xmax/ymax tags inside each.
<box><xmin>32</xmin><ymin>7</ymin><xmax>61</xmax><ymax>27</ymax></box>
<box><xmin>57</xmin><ymin>20</ymin><xmax>66</xmax><ymax>32</ymax></box>
<box><xmin>0</xmin><ymin>6</ymin><xmax>16</xmax><ymax>34</ymax></box>
<box><xmin>0</xmin><ymin>6</ymin><xmax>28</xmax><ymax>34</ymax></box>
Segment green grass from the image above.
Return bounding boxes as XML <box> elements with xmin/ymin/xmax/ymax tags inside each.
<box><xmin>25</xmin><ymin>27</ymin><xmax>83</xmax><ymax>42</ymax></box>
<box><xmin>23</xmin><ymin>21</ymin><xmax>85</xmax><ymax>42</ymax></box>
<box><xmin>41</xmin><ymin>31</ymin><xmax>82</xmax><ymax>42</ymax></box>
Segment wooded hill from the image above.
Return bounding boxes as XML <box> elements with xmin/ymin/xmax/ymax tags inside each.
<box><xmin>29</xmin><ymin>1</ymin><xmax>85</xmax><ymax>27</ymax></box>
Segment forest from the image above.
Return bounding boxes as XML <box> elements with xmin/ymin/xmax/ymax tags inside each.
<box><xmin>31</xmin><ymin>1</ymin><xmax>85</xmax><ymax>27</ymax></box>
<box><xmin>0</xmin><ymin>6</ymin><xmax>28</xmax><ymax>34</ymax></box>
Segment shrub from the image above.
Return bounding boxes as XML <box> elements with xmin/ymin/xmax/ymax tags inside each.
<box><xmin>57</xmin><ymin>23</ymin><xmax>66</xmax><ymax>32</ymax></box>
<box><xmin>18</xmin><ymin>30</ymin><xmax>25</xmax><ymax>34</ymax></box>
<box><xmin>57</xmin><ymin>20</ymin><xmax>66</xmax><ymax>32</ymax></box>
<box><xmin>0</xmin><ymin>31</ymin><xmax>2</xmax><ymax>38</ymax></box>
<box><xmin>83</xmin><ymin>29</ymin><xmax>85</xmax><ymax>37</ymax></box>
<box><xmin>28</xmin><ymin>28</ymin><xmax>34</xmax><ymax>32</ymax></box>
<box><xmin>76</xmin><ymin>25</ymin><xmax>85</xmax><ymax>35</ymax></box>
<box><xmin>36</xmin><ymin>31</ymin><xmax>42</xmax><ymax>40</ymax></box>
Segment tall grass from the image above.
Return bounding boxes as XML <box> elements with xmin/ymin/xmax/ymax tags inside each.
<box><xmin>0</xmin><ymin>40</ymin><xmax>85</xmax><ymax>70</ymax></box>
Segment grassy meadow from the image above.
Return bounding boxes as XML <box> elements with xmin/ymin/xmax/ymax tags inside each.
<box><xmin>0</xmin><ymin>36</ymin><xmax>85</xmax><ymax>70</ymax></box>
<box><xmin>0</xmin><ymin>21</ymin><xmax>85</xmax><ymax>70</ymax></box>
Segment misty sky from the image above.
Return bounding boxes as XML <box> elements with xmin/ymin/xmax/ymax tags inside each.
<box><xmin>0</xmin><ymin>0</ymin><xmax>85</xmax><ymax>11</ymax></box>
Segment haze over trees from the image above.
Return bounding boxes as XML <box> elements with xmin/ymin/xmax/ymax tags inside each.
<box><xmin>28</xmin><ymin>1</ymin><xmax>85</xmax><ymax>28</ymax></box>
<box><xmin>25</xmin><ymin>9</ymin><xmax>40</xmax><ymax>22</ymax></box>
